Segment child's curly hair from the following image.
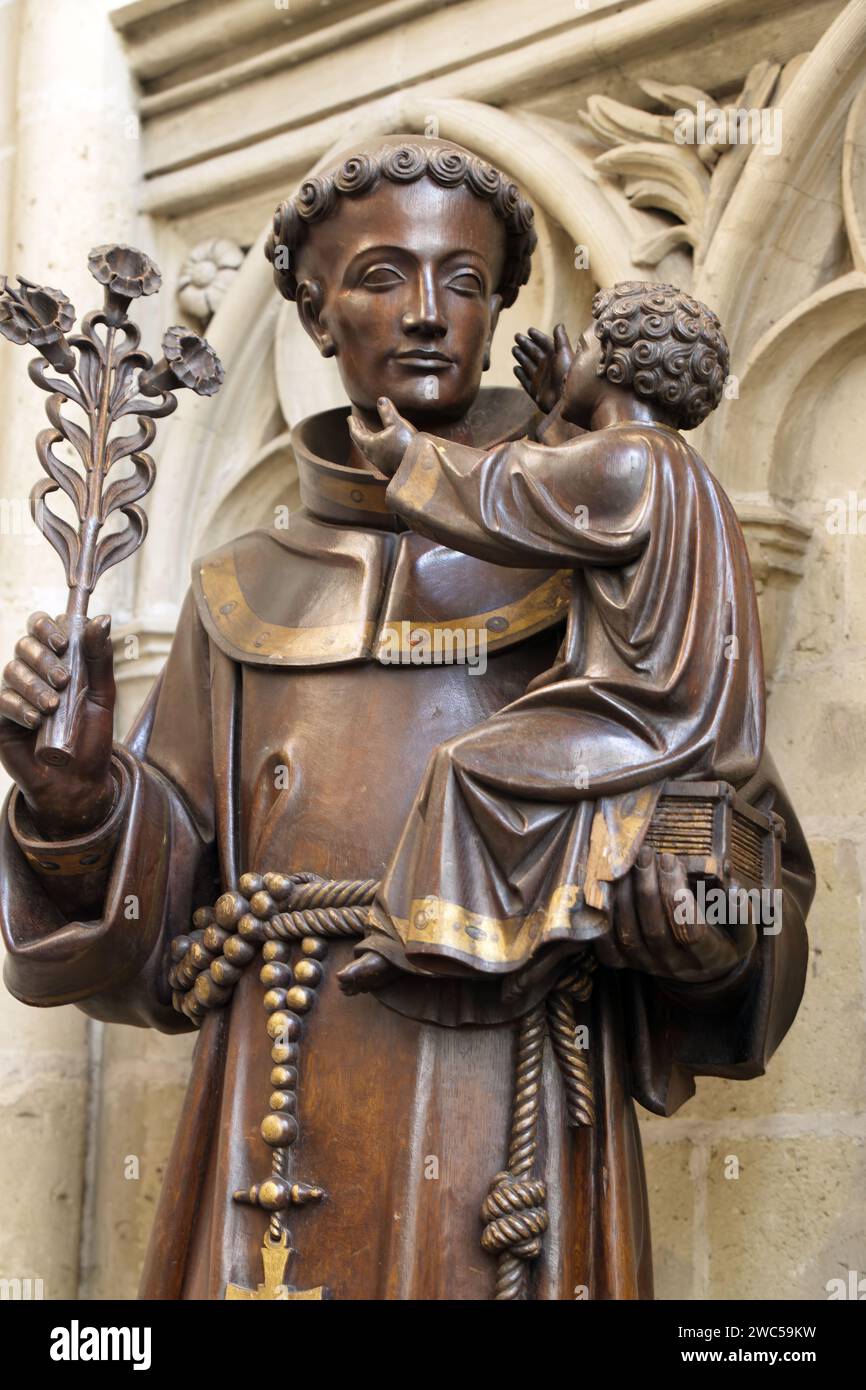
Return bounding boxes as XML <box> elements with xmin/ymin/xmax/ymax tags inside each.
<box><xmin>592</xmin><ymin>282</ymin><xmax>730</xmax><ymax>430</ymax></box>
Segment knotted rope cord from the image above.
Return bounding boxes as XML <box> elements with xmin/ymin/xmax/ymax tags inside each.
<box><xmin>546</xmin><ymin>958</ymin><xmax>597</xmax><ymax>1129</ymax></box>
<box><xmin>168</xmin><ymin>873</ymin><xmax>597</xmax><ymax>1299</ymax></box>
<box><xmin>479</xmin><ymin>949</ymin><xmax>596</xmax><ymax>1299</ymax></box>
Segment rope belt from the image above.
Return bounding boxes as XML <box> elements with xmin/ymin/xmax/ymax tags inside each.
<box><xmin>169</xmin><ymin>871</ymin><xmax>596</xmax><ymax>1300</ymax></box>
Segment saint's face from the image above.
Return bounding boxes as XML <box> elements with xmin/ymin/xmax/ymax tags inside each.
<box><xmin>294</xmin><ymin>178</ymin><xmax>506</xmax><ymax>426</ymax></box>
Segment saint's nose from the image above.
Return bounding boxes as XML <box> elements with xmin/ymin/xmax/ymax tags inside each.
<box><xmin>401</xmin><ymin>270</ymin><xmax>447</xmax><ymax>337</ymax></box>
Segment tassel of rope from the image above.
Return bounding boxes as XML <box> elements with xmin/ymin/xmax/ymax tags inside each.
<box><xmin>480</xmin><ymin>1003</ymin><xmax>548</xmax><ymax>1300</ymax></box>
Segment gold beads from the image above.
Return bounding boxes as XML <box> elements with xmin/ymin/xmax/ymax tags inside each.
<box><xmin>260</xmin><ymin>961</ymin><xmax>293</xmax><ymax>989</ymax></box>
<box><xmin>285</xmin><ymin>985</ymin><xmax>315</xmax><ymax>1013</ymax></box>
<box><xmin>262</xmin><ymin>987</ymin><xmax>288</xmax><ymax>1013</ymax></box>
<box><xmin>293</xmin><ymin>958</ymin><xmax>322</xmax><ymax>988</ymax></box>
<box><xmin>261</xmin><ymin>1112</ymin><xmax>299</xmax><ymax>1148</ymax></box>
<box><xmin>301</xmin><ymin>937</ymin><xmax>328</xmax><ymax>960</ymax></box>
<box><xmin>266</xmin><ymin>1011</ymin><xmax>301</xmax><ymax>1041</ymax></box>
<box><xmin>269</xmin><ymin>1090</ymin><xmax>297</xmax><ymax>1113</ymax></box>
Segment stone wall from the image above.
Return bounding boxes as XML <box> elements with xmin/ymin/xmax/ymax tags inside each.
<box><xmin>0</xmin><ymin>0</ymin><xmax>863</xmax><ymax>1300</ymax></box>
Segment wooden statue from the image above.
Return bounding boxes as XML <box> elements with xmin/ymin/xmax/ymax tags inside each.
<box><xmin>0</xmin><ymin>136</ymin><xmax>813</xmax><ymax>1300</ymax></box>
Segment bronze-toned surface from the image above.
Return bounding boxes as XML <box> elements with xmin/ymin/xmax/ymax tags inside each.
<box><xmin>0</xmin><ymin>138</ymin><xmax>813</xmax><ymax>1301</ymax></box>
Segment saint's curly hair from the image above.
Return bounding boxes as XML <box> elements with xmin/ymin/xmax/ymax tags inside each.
<box><xmin>591</xmin><ymin>281</ymin><xmax>730</xmax><ymax>430</ymax></box>
<box><xmin>265</xmin><ymin>139</ymin><xmax>537</xmax><ymax>308</ymax></box>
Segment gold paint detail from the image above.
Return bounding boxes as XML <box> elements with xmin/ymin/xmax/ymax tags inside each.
<box><xmin>200</xmin><ymin>554</ymin><xmax>569</xmax><ymax>664</ymax></box>
<box><xmin>584</xmin><ymin>786</ymin><xmax>659</xmax><ymax>910</ymax></box>
<box><xmin>225</xmin><ymin>1230</ymin><xmax>326</xmax><ymax>1301</ymax></box>
<box><xmin>21</xmin><ymin>843</ymin><xmax>115</xmax><ymax>876</ymax></box>
<box><xmin>314</xmin><ymin>472</ymin><xmax>390</xmax><ymax>515</ymax></box>
<box><xmin>200</xmin><ymin>554</ymin><xmax>375</xmax><ymax>662</ymax></box>
<box><xmin>375</xmin><ymin>571</ymin><xmax>571</xmax><ymax>661</ymax></box>
<box><xmin>397</xmin><ymin>881</ymin><xmax>583</xmax><ymax>966</ymax></box>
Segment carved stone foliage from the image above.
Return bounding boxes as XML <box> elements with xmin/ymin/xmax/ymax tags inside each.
<box><xmin>579</xmin><ymin>62</ymin><xmax>782</xmax><ymax>269</ymax></box>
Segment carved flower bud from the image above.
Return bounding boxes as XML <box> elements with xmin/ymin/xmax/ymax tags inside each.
<box><xmin>0</xmin><ymin>276</ymin><xmax>76</xmax><ymax>372</ymax></box>
<box><xmin>87</xmin><ymin>244</ymin><xmax>162</xmax><ymax>326</ymax></box>
<box><xmin>139</xmin><ymin>325</ymin><xmax>225</xmax><ymax>398</ymax></box>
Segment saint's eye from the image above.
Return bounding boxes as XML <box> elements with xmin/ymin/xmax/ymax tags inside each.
<box><xmin>360</xmin><ymin>264</ymin><xmax>405</xmax><ymax>290</ymax></box>
<box><xmin>446</xmin><ymin>268</ymin><xmax>485</xmax><ymax>296</ymax></box>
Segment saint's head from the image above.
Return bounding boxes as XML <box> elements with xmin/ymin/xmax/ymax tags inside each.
<box><xmin>265</xmin><ymin>136</ymin><xmax>536</xmax><ymax>429</ymax></box>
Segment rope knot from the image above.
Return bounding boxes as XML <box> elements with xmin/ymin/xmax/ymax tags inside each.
<box><xmin>480</xmin><ymin>1171</ymin><xmax>548</xmax><ymax>1261</ymax></box>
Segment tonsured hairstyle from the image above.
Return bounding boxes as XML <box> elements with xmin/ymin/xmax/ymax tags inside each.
<box><xmin>592</xmin><ymin>281</ymin><xmax>730</xmax><ymax>430</ymax></box>
<box><xmin>264</xmin><ymin>140</ymin><xmax>537</xmax><ymax>308</ymax></box>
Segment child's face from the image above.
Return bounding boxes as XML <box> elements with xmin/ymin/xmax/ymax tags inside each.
<box><xmin>561</xmin><ymin>323</ymin><xmax>605</xmax><ymax>427</ymax></box>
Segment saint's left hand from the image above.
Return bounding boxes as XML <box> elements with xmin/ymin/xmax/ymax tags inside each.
<box><xmin>594</xmin><ymin>846</ymin><xmax>758</xmax><ymax>984</ymax></box>
<box><xmin>348</xmin><ymin>397</ymin><xmax>417</xmax><ymax>477</ymax></box>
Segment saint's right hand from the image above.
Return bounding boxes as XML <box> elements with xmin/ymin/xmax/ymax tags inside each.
<box><xmin>0</xmin><ymin>611</ymin><xmax>117</xmax><ymax>840</ymax></box>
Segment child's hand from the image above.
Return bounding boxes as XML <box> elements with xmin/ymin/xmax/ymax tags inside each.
<box><xmin>512</xmin><ymin>324</ymin><xmax>574</xmax><ymax>414</ymax></box>
<box><xmin>349</xmin><ymin>397</ymin><xmax>417</xmax><ymax>478</ymax></box>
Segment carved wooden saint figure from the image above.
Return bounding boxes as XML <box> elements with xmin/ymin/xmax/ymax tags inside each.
<box><xmin>0</xmin><ymin>136</ymin><xmax>813</xmax><ymax>1300</ymax></box>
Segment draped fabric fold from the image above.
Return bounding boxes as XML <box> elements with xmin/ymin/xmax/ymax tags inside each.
<box><xmin>365</xmin><ymin>422</ymin><xmax>765</xmax><ymax>986</ymax></box>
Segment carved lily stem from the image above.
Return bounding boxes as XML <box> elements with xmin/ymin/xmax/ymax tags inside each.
<box><xmin>35</xmin><ymin>323</ymin><xmax>116</xmax><ymax>768</ymax></box>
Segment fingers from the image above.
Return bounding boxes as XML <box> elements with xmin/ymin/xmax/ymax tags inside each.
<box><xmin>4</xmin><ymin>657</ymin><xmax>60</xmax><ymax>714</ymax></box>
<box><xmin>527</xmin><ymin>327</ymin><xmax>554</xmax><ymax>353</ymax></box>
<box><xmin>612</xmin><ymin>863</ymin><xmax>655</xmax><ymax>971</ymax></box>
<box><xmin>377</xmin><ymin>397</ymin><xmax>399</xmax><ymax>426</ymax></box>
<box><xmin>83</xmin><ymin>615</ymin><xmax>115</xmax><ymax>709</ymax></box>
<box><xmin>27</xmin><ymin>611</ymin><xmax>68</xmax><ymax>655</ymax></box>
<box><xmin>13</xmin><ymin>633</ymin><xmax>69</xmax><ymax>692</ymax></box>
<box><xmin>513</xmin><ymin>333</ymin><xmax>547</xmax><ymax>366</ymax></box>
<box><xmin>512</xmin><ymin>345</ymin><xmax>534</xmax><ymax>374</ymax></box>
<box><xmin>513</xmin><ymin>365</ymin><xmax>533</xmax><ymax>395</ymax></box>
<box><xmin>553</xmin><ymin>323</ymin><xmax>574</xmax><ymax>356</ymax></box>
<box><xmin>658</xmin><ymin>854</ymin><xmax>702</xmax><ymax>947</ymax></box>
<box><xmin>348</xmin><ymin>417</ymin><xmax>373</xmax><ymax>447</ymax></box>
<box><xmin>635</xmin><ymin>849</ymin><xmax>692</xmax><ymax>976</ymax></box>
<box><xmin>0</xmin><ymin>686</ymin><xmax>41</xmax><ymax>731</ymax></box>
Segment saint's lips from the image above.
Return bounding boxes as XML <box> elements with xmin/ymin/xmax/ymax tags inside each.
<box><xmin>392</xmin><ymin>348</ymin><xmax>454</xmax><ymax>369</ymax></box>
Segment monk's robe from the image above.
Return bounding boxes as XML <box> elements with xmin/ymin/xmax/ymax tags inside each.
<box><xmin>365</xmin><ymin>419</ymin><xmax>770</xmax><ymax>987</ymax></box>
<box><xmin>0</xmin><ymin>392</ymin><xmax>812</xmax><ymax>1300</ymax></box>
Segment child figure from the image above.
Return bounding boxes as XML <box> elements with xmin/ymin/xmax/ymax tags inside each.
<box><xmin>339</xmin><ymin>282</ymin><xmax>764</xmax><ymax>1007</ymax></box>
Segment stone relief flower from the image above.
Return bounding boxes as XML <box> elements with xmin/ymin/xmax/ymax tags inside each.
<box><xmin>177</xmin><ymin>238</ymin><xmax>245</xmax><ymax>324</ymax></box>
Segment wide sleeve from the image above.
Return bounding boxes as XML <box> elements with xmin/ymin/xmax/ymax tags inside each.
<box><xmin>0</xmin><ymin>589</ymin><xmax>221</xmax><ymax>1032</ymax></box>
<box><xmin>386</xmin><ymin>428</ymin><xmax>652</xmax><ymax>569</ymax></box>
<box><xmin>624</xmin><ymin>751</ymin><xmax>813</xmax><ymax>1116</ymax></box>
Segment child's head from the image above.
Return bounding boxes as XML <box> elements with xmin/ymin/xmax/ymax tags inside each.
<box><xmin>564</xmin><ymin>281</ymin><xmax>730</xmax><ymax>431</ymax></box>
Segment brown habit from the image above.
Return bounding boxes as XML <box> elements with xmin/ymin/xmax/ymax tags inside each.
<box><xmin>0</xmin><ymin>392</ymin><xmax>812</xmax><ymax>1300</ymax></box>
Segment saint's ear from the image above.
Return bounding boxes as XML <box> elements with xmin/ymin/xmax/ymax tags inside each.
<box><xmin>483</xmin><ymin>293</ymin><xmax>503</xmax><ymax>372</ymax></box>
<box><xmin>296</xmin><ymin>279</ymin><xmax>336</xmax><ymax>358</ymax></box>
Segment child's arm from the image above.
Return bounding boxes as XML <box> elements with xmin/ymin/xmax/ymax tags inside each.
<box><xmin>352</xmin><ymin>402</ymin><xmax>654</xmax><ymax>570</ymax></box>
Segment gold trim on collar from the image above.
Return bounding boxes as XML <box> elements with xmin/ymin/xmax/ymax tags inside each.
<box><xmin>376</xmin><ymin>570</ymin><xmax>571</xmax><ymax>660</ymax></box>
<box><xmin>199</xmin><ymin>553</ymin><xmax>375</xmax><ymax>663</ymax></box>
<box><xmin>314</xmin><ymin>473</ymin><xmax>391</xmax><ymax>515</ymax></box>
<box><xmin>200</xmin><ymin>552</ymin><xmax>570</xmax><ymax>666</ymax></box>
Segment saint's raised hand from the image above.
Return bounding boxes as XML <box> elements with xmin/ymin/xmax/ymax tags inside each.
<box><xmin>348</xmin><ymin>397</ymin><xmax>417</xmax><ymax>478</ymax></box>
<box><xmin>594</xmin><ymin>846</ymin><xmax>758</xmax><ymax>984</ymax></box>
